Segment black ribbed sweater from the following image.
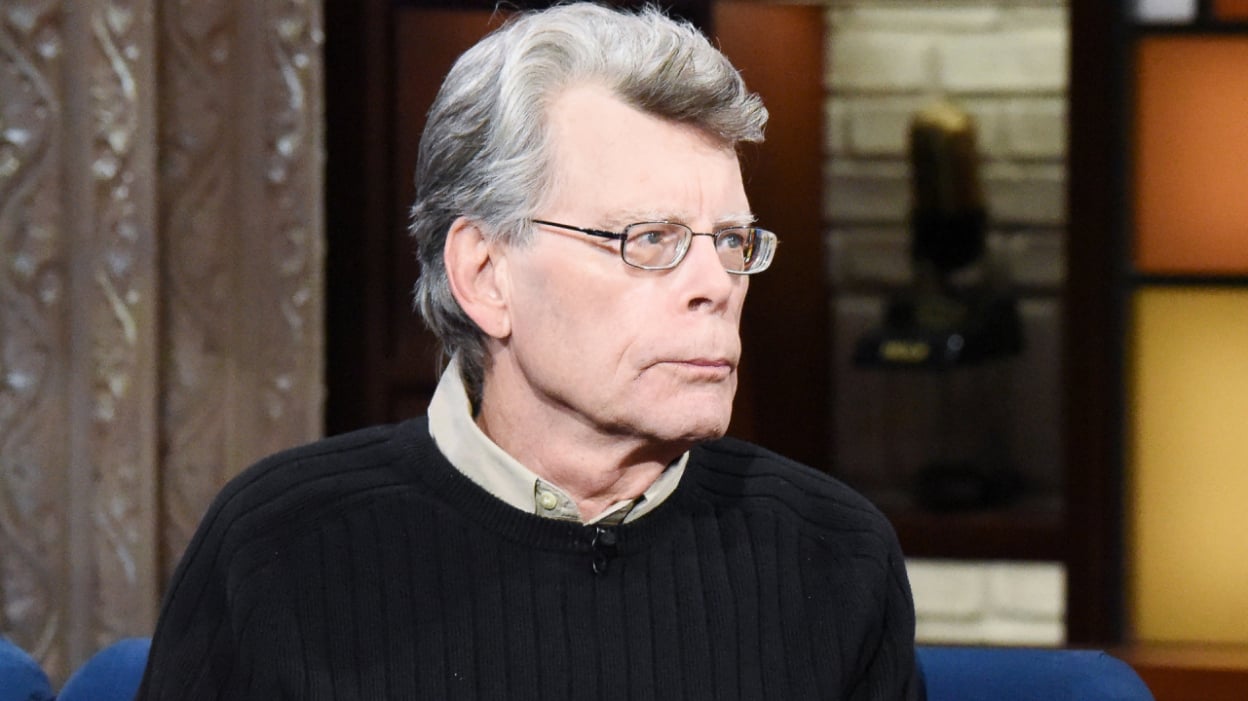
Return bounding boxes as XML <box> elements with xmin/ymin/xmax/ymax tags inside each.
<box><xmin>137</xmin><ymin>418</ymin><xmax>922</xmax><ymax>700</ymax></box>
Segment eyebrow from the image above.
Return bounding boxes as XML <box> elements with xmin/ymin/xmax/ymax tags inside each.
<box><xmin>601</xmin><ymin>210</ymin><xmax>758</xmax><ymax>230</ymax></box>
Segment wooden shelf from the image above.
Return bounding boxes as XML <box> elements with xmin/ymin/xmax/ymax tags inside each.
<box><xmin>1114</xmin><ymin>644</ymin><xmax>1248</xmax><ymax>701</ymax></box>
<box><xmin>885</xmin><ymin>505</ymin><xmax>1064</xmax><ymax>561</ymax></box>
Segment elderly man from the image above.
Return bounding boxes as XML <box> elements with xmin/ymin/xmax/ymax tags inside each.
<box><xmin>137</xmin><ymin>4</ymin><xmax>921</xmax><ymax>699</ymax></box>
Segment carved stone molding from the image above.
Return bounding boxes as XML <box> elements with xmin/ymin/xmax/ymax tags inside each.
<box><xmin>73</xmin><ymin>0</ymin><xmax>161</xmax><ymax>662</ymax></box>
<box><xmin>0</xmin><ymin>0</ymin><xmax>70</xmax><ymax>678</ymax></box>
<box><xmin>157</xmin><ymin>0</ymin><xmax>236</xmax><ymax>586</ymax></box>
<box><xmin>0</xmin><ymin>0</ymin><xmax>324</xmax><ymax>681</ymax></box>
<box><xmin>157</xmin><ymin>0</ymin><xmax>324</xmax><ymax>584</ymax></box>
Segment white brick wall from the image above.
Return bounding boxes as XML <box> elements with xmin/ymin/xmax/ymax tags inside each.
<box><xmin>936</xmin><ymin>30</ymin><xmax>1067</xmax><ymax>93</ymax></box>
<box><xmin>1003</xmin><ymin>97</ymin><xmax>1067</xmax><ymax>159</ymax></box>
<box><xmin>824</xmin><ymin>160</ymin><xmax>910</xmax><ymax>223</ymax></box>
<box><xmin>827</xmin><ymin>32</ymin><xmax>935</xmax><ymax>92</ymax></box>
<box><xmin>822</xmin><ymin>1</ymin><xmax>1070</xmax><ymax>645</ymax></box>
<box><xmin>907</xmin><ymin>559</ymin><xmax>1066</xmax><ymax>646</ymax></box>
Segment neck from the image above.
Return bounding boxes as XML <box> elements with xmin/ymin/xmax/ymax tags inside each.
<box><xmin>475</xmin><ymin>372</ymin><xmax>684</xmax><ymax>522</ymax></box>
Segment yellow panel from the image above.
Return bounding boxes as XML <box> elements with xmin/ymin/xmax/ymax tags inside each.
<box><xmin>1129</xmin><ymin>288</ymin><xmax>1248</xmax><ymax>643</ymax></box>
<box><xmin>1134</xmin><ymin>38</ymin><xmax>1248</xmax><ymax>274</ymax></box>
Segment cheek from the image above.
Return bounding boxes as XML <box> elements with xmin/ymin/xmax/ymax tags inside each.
<box><xmin>729</xmin><ymin>277</ymin><xmax>749</xmax><ymax>315</ymax></box>
<box><xmin>510</xmin><ymin>263</ymin><xmax>618</xmax><ymax>354</ymax></box>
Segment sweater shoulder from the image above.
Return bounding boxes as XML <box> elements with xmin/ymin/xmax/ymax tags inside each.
<box><xmin>689</xmin><ymin>436</ymin><xmax>898</xmax><ymax>546</ymax></box>
<box><xmin>193</xmin><ymin>418</ymin><xmax>431</xmax><ymax>555</ymax></box>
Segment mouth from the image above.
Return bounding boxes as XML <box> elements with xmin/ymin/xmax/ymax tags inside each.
<box><xmin>654</xmin><ymin>357</ymin><xmax>736</xmax><ymax>379</ymax></box>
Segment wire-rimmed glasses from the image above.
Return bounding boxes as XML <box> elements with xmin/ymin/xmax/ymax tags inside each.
<box><xmin>530</xmin><ymin>219</ymin><xmax>778</xmax><ymax>274</ymax></box>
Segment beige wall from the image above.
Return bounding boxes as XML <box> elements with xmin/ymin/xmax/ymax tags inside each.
<box><xmin>0</xmin><ymin>0</ymin><xmax>324</xmax><ymax>681</ymax></box>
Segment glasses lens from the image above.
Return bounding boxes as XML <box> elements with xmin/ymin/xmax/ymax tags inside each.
<box><xmin>716</xmin><ymin>228</ymin><xmax>776</xmax><ymax>273</ymax></box>
<box><xmin>622</xmin><ymin>223</ymin><xmax>688</xmax><ymax>269</ymax></box>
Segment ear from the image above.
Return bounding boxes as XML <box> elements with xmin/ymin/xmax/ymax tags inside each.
<box><xmin>444</xmin><ymin>216</ymin><xmax>511</xmax><ymax>340</ymax></box>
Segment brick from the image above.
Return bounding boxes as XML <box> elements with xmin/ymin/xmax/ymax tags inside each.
<box><xmin>987</xmin><ymin>561</ymin><xmax>1067</xmax><ymax>620</ymax></box>
<box><xmin>1003</xmin><ymin>97</ymin><xmax>1067</xmax><ymax>159</ymax></box>
<box><xmin>988</xmin><ymin>229</ymin><xmax>1065</xmax><ymax>290</ymax></box>
<box><xmin>825</xmin><ymin>227</ymin><xmax>911</xmax><ymax>288</ymax></box>
<box><xmin>956</xmin><ymin>97</ymin><xmax>1007</xmax><ymax>161</ymax></box>
<box><xmin>833</xmin><ymin>5</ymin><xmax>1002</xmax><ymax>33</ymax></box>
<box><xmin>1003</xmin><ymin>6</ymin><xmax>1069</xmax><ymax>33</ymax></box>
<box><xmin>982</xmin><ymin>162</ymin><xmax>1065</xmax><ymax>226</ymax></box>
<box><xmin>825</xmin><ymin>97</ymin><xmax>849</xmax><ymax>156</ymax></box>
<box><xmin>916</xmin><ymin>619</ymin><xmax>988</xmax><ymax>645</ymax></box>
<box><xmin>845</xmin><ymin>96</ymin><xmax>932</xmax><ymax>157</ymax></box>
<box><xmin>827</xmin><ymin>31</ymin><xmax>934</xmax><ymax>92</ymax></box>
<box><xmin>824</xmin><ymin>159</ymin><xmax>910</xmax><ymax>223</ymax></box>
<box><xmin>907</xmin><ymin>559</ymin><xmax>990</xmax><ymax>618</ymax></box>
<box><xmin>979</xmin><ymin>617</ymin><xmax>1066</xmax><ymax>647</ymax></box>
<box><xmin>909</xmin><ymin>558</ymin><xmax>1068</xmax><ymax>646</ymax></box>
<box><xmin>937</xmin><ymin>29</ymin><xmax>1068</xmax><ymax>93</ymax></box>
<box><xmin>836</xmin><ymin>95</ymin><xmax>1009</xmax><ymax>160</ymax></box>
<box><xmin>917</xmin><ymin>617</ymin><xmax>1065</xmax><ymax>647</ymax></box>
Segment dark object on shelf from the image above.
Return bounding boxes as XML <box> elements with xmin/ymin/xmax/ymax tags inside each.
<box><xmin>854</xmin><ymin>100</ymin><xmax>1024</xmax><ymax>370</ymax></box>
<box><xmin>854</xmin><ymin>290</ymin><xmax>1023</xmax><ymax>368</ymax></box>
<box><xmin>916</xmin><ymin>460</ymin><xmax>1024</xmax><ymax>512</ymax></box>
<box><xmin>908</xmin><ymin>100</ymin><xmax>986</xmax><ymax>276</ymax></box>
<box><xmin>855</xmin><ymin>101</ymin><xmax>1028</xmax><ymax>516</ymax></box>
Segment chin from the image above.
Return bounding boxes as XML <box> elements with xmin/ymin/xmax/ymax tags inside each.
<box><xmin>650</xmin><ymin>410</ymin><xmax>733</xmax><ymax>445</ymax></box>
<box><xmin>622</xmin><ymin>381</ymin><xmax>736</xmax><ymax>444</ymax></box>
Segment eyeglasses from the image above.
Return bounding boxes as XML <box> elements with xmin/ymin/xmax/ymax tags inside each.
<box><xmin>530</xmin><ymin>219</ymin><xmax>778</xmax><ymax>274</ymax></box>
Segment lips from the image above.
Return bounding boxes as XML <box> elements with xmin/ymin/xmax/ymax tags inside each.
<box><xmin>651</xmin><ymin>357</ymin><xmax>737</xmax><ymax>377</ymax></box>
<box><xmin>680</xmin><ymin>358</ymin><xmax>734</xmax><ymax>368</ymax></box>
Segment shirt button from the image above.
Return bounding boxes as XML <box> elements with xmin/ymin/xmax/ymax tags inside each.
<box><xmin>538</xmin><ymin>491</ymin><xmax>559</xmax><ymax>510</ymax></box>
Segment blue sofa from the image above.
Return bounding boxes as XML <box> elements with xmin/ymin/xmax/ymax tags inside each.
<box><xmin>3</xmin><ymin>636</ymin><xmax>1155</xmax><ymax>700</ymax></box>
<box><xmin>0</xmin><ymin>636</ymin><xmax>53</xmax><ymax>701</ymax></box>
<box><xmin>917</xmin><ymin>645</ymin><xmax>1155</xmax><ymax>701</ymax></box>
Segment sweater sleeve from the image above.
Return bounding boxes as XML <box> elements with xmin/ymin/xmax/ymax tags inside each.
<box><xmin>134</xmin><ymin>467</ymin><xmax>292</xmax><ymax>699</ymax></box>
<box><xmin>849</xmin><ymin>542</ymin><xmax>925</xmax><ymax>701</ymax></box>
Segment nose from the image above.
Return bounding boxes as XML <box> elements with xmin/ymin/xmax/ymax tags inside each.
<box><xmin>678</xmin><ymin>233</ymin><xmax>739</xmax><ymax>312</ymax></box>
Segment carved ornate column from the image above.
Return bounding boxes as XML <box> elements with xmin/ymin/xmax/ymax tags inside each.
<box><xmin>156</xmin><ymin>0</ymin><xmax>324</xmax><ymax>587</ymax></box>
<box><xmin>0</xmin><ymin>0</ymin><xmax>323</xmax><ymax>681</ymax></box>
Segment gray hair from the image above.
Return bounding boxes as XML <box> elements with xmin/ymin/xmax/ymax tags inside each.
<box><xmin>409</xmin><ymin>2</ymin><xmax>768</xmax><ymax>405</ymax></box>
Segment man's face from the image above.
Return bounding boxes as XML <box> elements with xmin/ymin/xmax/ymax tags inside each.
<box><xmin>488</xmin><ymin>84</ymin><xmax>752</xmax><ymax>453</ymax></box>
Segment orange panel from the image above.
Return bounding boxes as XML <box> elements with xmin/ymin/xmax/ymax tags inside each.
<box><xmin>1133</xmin><ymin>38</ymin><xmax>1248</xmax><ymax>274</ymax></box>
<box><xmin>1214</xmin><ymin>0</ymin><xmax>1248</xmax><ymax>19</ymax></box>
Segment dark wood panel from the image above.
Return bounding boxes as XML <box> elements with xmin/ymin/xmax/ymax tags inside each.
<box><xmin>1065</xmin><ymin>0</ymin><xmax>1127</xmax><ymax>645</ymax></box>
<box><xmin>715</xmin><ymin>2</ymin><xmax>829</xmax><ymax>467</ymax></box>
<box><xmin>389</xmin><ymin>8</ymin><xmax>509</xmax><ymax>399</ymax></box>
<box><xmin>324</xmin><ymin>0</ymin><xmax>393</xmax><ymax>434</ymax></box>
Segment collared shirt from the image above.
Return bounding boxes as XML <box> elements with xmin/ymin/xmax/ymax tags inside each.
<box><xmin>426</xmin><ymin>357</ymin><xmax>686</xmax><ymax>525</ymax></box>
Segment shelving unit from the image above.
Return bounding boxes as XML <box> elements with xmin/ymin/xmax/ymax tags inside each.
<box><xmin>1118</xmin><ymin>3</ymin><xmax>1248</xmax><ymax>645</ymax></box>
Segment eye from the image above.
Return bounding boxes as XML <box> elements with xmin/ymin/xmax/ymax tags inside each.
<box><xmin>627</xmin><ymin>224</ymin><xmax>681</xmax><ymax>248</ymax></box>
<box><xmin>640</xmin><ymin>230</ymin><xmax>666</xmax><ymax>246</ymax></box>
<box><xmin>716</xmin><ymin>229</ymin><xmax>749</xmax><ymax>250</ymax></box>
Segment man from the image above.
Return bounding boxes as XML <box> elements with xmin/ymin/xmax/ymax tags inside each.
<box><xmin>137</xmin><ymin>4</ymin><xmax>922</xmax><ymax>699</ymax></box>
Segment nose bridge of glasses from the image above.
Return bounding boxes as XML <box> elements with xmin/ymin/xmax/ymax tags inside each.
<box><xmin>683</xmin><ymin>230</ymin><xmax>738</xmax><ymax>272</ymax></box>
<box><xmin>695</xmin><ymin>229</ymin><xmax>752</xmax><ymax>271</ymax></box>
